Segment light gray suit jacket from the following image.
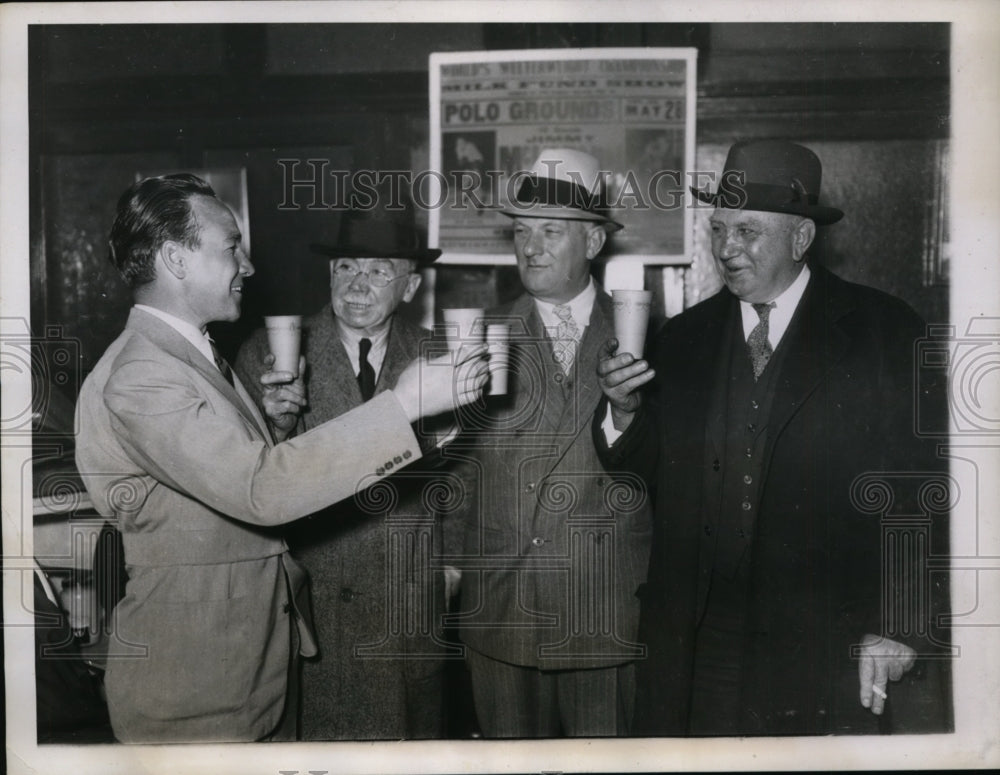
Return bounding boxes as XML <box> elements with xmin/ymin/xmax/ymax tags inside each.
<box><xmin>75</xmin><ymin>307</ymin><xmax>422</xmax><ymax>742</ymax></box>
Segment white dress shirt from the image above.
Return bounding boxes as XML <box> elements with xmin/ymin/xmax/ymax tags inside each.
<box><xmin>533</xmin><ymin>279</ymin><xmax>597</xmax><ymax>339</ymax></box>
<box><xmin>336</xmin><ymin>320</ymin><xmax>391</xmax><ymax>381</ymax></box>
<box><xmin>135</xmin><ymin>304</ymin><xmax>217</xmax><ymax>369</ymax></box>
<box><xmin>602</xmin><ymin>264</ymin><xmax>812</xmax><ymax>446</ymax></box>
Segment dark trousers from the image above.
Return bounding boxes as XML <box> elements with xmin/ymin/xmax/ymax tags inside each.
<box><xmin>466</xmin><ymin>648</ymin><xmax>634</xmax><ymax>737</ymax></box>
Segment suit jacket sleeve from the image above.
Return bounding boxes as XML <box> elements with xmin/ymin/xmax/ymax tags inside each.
<box><xmin>103</xmin><ymin>356</ymin><xmax>421</xmax><ymax>526</ymax></box>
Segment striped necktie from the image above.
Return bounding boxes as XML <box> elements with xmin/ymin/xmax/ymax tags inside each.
<box><xmin>208</xmin><ymin>338</ymin><xmax>234</xmax><ymax>387</ymax></box>
<box><xmin>747</xmin><ymin>302</ymin><xmax>776</xmax><ymax>381</ymax></box>
<box><xmin>552</xmin><ymin>304</ymin><xmax>580</xmax><ymax>374</ymax></box>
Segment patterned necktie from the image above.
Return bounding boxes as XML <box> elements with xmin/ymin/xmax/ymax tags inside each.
<box><xmin>208</xmin><ymin>338</ymin><xmax>234</xmax><ymax>387</ymax></box>
<box><xmin>552</xmin><ymin>304</ymin><xmax>580</xmax><ymax>374</ymax></box>
<box><xmin>747</xmin><ymin>302</ymin><xmax>776</xmax><ymax>381</ymax></box>
<box><xmin>357</xmin><ymin>337</ymin><xmax>376</xmax><ymax>401</ymax></box>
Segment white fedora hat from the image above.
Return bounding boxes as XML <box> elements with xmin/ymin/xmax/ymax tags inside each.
<box><xmin>500</xmin><ymin>148</ymin><xmax>623</xmax><ymax>232</ymax></box>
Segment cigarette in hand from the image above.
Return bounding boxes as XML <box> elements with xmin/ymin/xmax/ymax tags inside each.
<box><xmin>871</xmin><ymin>684</ymin><xmax>887</xmax><ymax>700</ymax></box>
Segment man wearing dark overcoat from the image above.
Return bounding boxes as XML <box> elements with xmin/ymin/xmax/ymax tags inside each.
<box><xmin>449</xmin><ymin>149</ymin><xmax>653</xmax><ymax>737</ymax></box>
<box><xmin>595</xmin><ymin>140</ymin><xmax>950</xmax><ymax>736</ymax></box>
<box><xmin>235</xmin><ymin>201</ymin><xmax>454</xmax><ymax>739</ymax></box>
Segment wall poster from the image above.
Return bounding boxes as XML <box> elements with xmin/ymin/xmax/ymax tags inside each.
<box><xmin>429</xmin><ymin>48</ymin><xmax>698</xmax><ymax>265</ymax></box>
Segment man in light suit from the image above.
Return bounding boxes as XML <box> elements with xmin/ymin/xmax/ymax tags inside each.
<box><xmin>75</xmin><ymin>173</ymin><xmax>487</xmax><ymax>743</ymax></box>
<box><xmin>235</xmin><ymin>199</ymin><xmax>454</xmax><ymax>740</ymax></box>
<box><xmin>449</xmin><ymin>149</ymin><xmax>653</xmax><ymax>737</ymax></box>
<box><xmin>596</xmin><ymin>140</ymin><xmax>950</xmax><ymax>735</ymax></box>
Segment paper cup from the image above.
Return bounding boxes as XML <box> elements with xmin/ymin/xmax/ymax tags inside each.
<box><xmin>442</xmin><ymin>308</ymin><xmax>486</xmax><ymax>351</ymax></box>
<box><xmin>264</xmin><ymin>315</ymin><xmax>302</xmax><ymax>376</ymax></box>
<box><xmin>485</xmin><ymin>323</ymin><xmax>510</xmax><ymax>395</ymax></box>
<box><xmin>611</xmin><ymin>290</ymin><xmax>653</xmax><ymax>359</ymax></box>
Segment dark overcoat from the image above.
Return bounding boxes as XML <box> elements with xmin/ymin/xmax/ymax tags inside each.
<box><xmin>236</xmin><ymin>307</ymin><xmax>452</xmax><ymax>740</ymax></box>
<box><xmin>596</xmin><ymin>266</ymin><xmax>951</xmax><ymax>735</ymax></box>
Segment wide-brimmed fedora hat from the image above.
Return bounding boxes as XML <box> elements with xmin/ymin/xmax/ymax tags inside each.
<box><xmin>691</xmin><ymin>140</ymin><xmax>844</xmax><ymax>225</ymax></box>
<box><xmin>310</xmin><ymin>184</ymin><xmax>441</xmax><ymax>265</ymax></box>
<box><xmin>500</xmin><ymin>148</ymin><xmax>623</xmax><ymax>232</ymax></box>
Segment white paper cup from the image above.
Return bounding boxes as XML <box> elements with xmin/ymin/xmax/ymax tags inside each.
<box><xmin>485</xmin><ymin>323</ymin><xmax>510</xmax><ymax>395</ymax></box>
<box><xmin>264</xmin><ymin>315</ymin><xmax>302</xmax><ymax>376</ymax></box>
<box><xmin>443</xmin><ymin>308</ymin><xmax>486</xmax><ymax>352</ymax></box>
<box><xmin>611</xmin><ymin>290</ymin><xmax>653</xmax><ymax>359</ymax></box>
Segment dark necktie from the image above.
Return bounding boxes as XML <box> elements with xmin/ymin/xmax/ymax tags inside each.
<box><xmin>357</xmin><ymin>337</ymin><xmax>376</xmax><ymax>401</ymax></box>
<box><xmin>747</xmin><ymin>302</ymin><xmax>776</xmax><ymax>381</ymax></box>
<box><xmin>208</xmin><ymin>338</ymin><xmax>235</xmax><ymax>387</ymax></box>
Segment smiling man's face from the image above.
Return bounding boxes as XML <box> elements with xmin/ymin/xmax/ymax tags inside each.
<box><xmin>511</xmin><ymin>217</ymin><xmax>605</xmax><ymax>304</ymax></box>
<box><xmin>329</xmin><ymin>257</ymin><xmax>421</xmax><ymax>336</ymax></box>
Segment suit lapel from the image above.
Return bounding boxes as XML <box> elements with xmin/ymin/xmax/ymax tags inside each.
<box><xmin>767</xmin><ymin>266</ymin><xmax>853</xmax><ymax>442</ymax></box>
<box><xmin>565</xmin><ymin>290</ymin><xmax>614</xmax><ymax>435</ymax></box>
<box><xmin>128</xmin><ymin>309</ymin><xmax>269</xmax><ymax>441</ymax></box>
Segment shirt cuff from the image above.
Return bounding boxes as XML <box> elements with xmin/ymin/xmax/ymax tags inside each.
<box><xmin>601</xmin><ymin>403</ymin><xmax>625</xmax><ymax>447</ymax></box>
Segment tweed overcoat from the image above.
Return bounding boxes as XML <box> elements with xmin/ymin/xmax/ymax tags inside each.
<box><xmin>236</xmin><ymin>308</ymin><xmax>452</xmax><ymax>740</ymax></box>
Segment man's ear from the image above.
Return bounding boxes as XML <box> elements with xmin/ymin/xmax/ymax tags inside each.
<box><xmin>791</xmin><ymin>218</ymin><xmax>816</xmax><ymax>262</ymax></box>
<box><xmin>585</xmin><ymin>224</ymin><xmax>607</xmax><ymax>260</ymax></box>
<box><xmin>159</xmin><ymin>241</ymin><xmax>187</xmax><ymax>279</ymax></box>
<box><xmin>402</xmin><ymin>271</ymin><xmax>423</xmax><ymax>303</ymax></box>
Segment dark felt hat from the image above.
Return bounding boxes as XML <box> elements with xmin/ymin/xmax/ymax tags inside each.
<box><xmin>691</xmin><ymin>140</ymin><xmax>844</xmax><ymax>225</ymax></box>
<box><xmin>309</xmin><ymin>186</ymin><xmax>441</xmax><ymax>264</ymax></box>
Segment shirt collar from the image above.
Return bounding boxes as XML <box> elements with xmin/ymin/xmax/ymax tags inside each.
<box><xmin>738</xmin><ymin>264</ymin><xmax>811</xmax><ymax>348</ymax></box>
<box><xmin>135</xmin><ymin>304</ymin><xmax>216</xmax><ymax>365</ymax></box>
<box><xmin>533</xmin><ymin>279</ymin><xmax>597</xmax><ymax>331</ymax></box>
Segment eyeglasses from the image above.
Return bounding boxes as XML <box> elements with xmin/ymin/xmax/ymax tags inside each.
<box><xmin>332</xmin><ymin>263</ymin><xmax>410</xmax><ymax>288</ymax></box>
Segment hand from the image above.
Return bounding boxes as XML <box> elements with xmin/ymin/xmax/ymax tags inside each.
<box><xmin>858</xmin><ymin>633</ymin><xmax>916</xmax><ymax>715</ymax></box>
<box><xmin>393</xmin><ymin>344</ymin><xmax>489</xmax><ymax>422</ymax></box>
<box><xmin>260</xmin><ymin>353</ymin><xmax>308</xmax><ymax>442</ymax></box>
<box><xmin>444</xmin><ymin>565</ymin><xmax>462</xmax><ymax>611</ymax></box>
<box><xmin>596</xmin><ymin>338</ymin><xmax>655</xmax><ymax>431</ymax></box>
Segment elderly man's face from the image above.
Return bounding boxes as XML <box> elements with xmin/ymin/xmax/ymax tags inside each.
<box><xmin>512</xmin><ymin>217</ymin><xmax>605</xmax><ymax>304</ymax></box>
<box><xmin>709</xmin><ymin>208</ymin><xmax>814</xmax><ymax>304</ymax></box>
<box><xmin>330</xmin><ymin>257</ymin><xmax>421</xmax><ymax>336</ymax></box>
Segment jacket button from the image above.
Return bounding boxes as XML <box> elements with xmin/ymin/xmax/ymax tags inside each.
<box><xmin>532</xmin><ymin>537</ymin><xmax>545</xmax><ymax>547</ymax></box>
<box><xmin>554</xmin><ymin>372</ymin><xmax>564</xmax><ymax>383</ymax></box>
<box><xmin>282</xmin><ymin>603</ymin><xmax>291</xmax><ymax>614</ymax></box>
<box><xmin>712</xmin><ymin>459</ymin><xmax>720</xmax><ymax>472</ymax></box>
<box><xmin>743</xmin><ymin>474</ymin><xmax>753</xmax><ymax>484</ymax></box>
<box><xmin>742</xmin><ymin>500</ymin><xmax>752</xmax><ymax>511</ymax></box>
<box><xmin>736</xmin><ymin>528</ymin><xmax>746</xmax><ymax>539</ymax></box>
<box><xmin>751</xmin><ymin>400</ymin><xmax>759</xmax><ymax>410</ymax></box>
<box><xmin>525</xmin><ymin>482</ymin><xmax>535</xmax><ymax>492</ymax></box>
<box><xmin>340</xmin><ymin>587</ymin><xmax>357</xmax><ymax>602</ymax></box>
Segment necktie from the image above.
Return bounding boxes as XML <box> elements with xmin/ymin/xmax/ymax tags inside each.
<box><xmin>208</xmin><ymin>338</ymin><xmax>234</xmax><ymax>387</ymax></box>
<box><xmin>357</xmin><ymin>337</ymin><xmax>376</xmax><ymax>401</ymax></box>
<box><xmin>552</xmin><ymin>304</ymin><xmax>580</xmax><ymax>374</ymax></box>
<box><xmin>747</xmin><ymin>302</ymin><xmax>776</xmax><ymax>381</ymax></box>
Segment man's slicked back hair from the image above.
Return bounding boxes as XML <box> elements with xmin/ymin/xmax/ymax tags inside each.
<box><xmin>108</xmin><ymin>173</ymin><xmax>216</xmax><ymax>288</ymax></box>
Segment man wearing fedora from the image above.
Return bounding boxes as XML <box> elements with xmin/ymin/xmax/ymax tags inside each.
<box><xmin>449</xmin><ymin>148</ymin><xmax>652</xmax><ymax>737</ymax></box>
<box><xmin>595</xmin><ymin>140</ymin><xmax>949</xmax><ymax>735</ymax></box>
<box><xmin>235</xmin><ymin>195</ymin><xmax>456</xmax><ymax>740</ymax></box>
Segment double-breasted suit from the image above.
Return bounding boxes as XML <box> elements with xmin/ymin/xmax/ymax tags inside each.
<box><xmin>596</xmin><ymin>266</ymin><xmax>950</xmax><ymax>735</ymax></box>
<box><xmin>451</xmin><ymin>290</ymin><xmax>652</xmax><ymax>684</ymax></box>
<box><xmin>75</xmin><ymin>307</ymin><xmax>423</xmax><ymax>742</ymax></box>
<box><xmin>235</xmin><ymin>308</ymin><xmax>452</xmax><ymax>740</ymax></box>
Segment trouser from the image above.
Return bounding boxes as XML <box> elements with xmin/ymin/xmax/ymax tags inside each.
<box><xmin>263</xmin><ymin>618</ymin><xmax>301</xmax><ymax>741</ymax></box>
<box><xmin>466</xmin><ymin>648</ymin><xmax>634</xmax><ymax>737</ymax></box>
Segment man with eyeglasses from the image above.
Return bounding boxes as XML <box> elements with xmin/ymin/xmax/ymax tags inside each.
<box><xmin>234</xmin><ymin>194</ymin><xmax>453</xmax><ymax>740</ymax></box>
